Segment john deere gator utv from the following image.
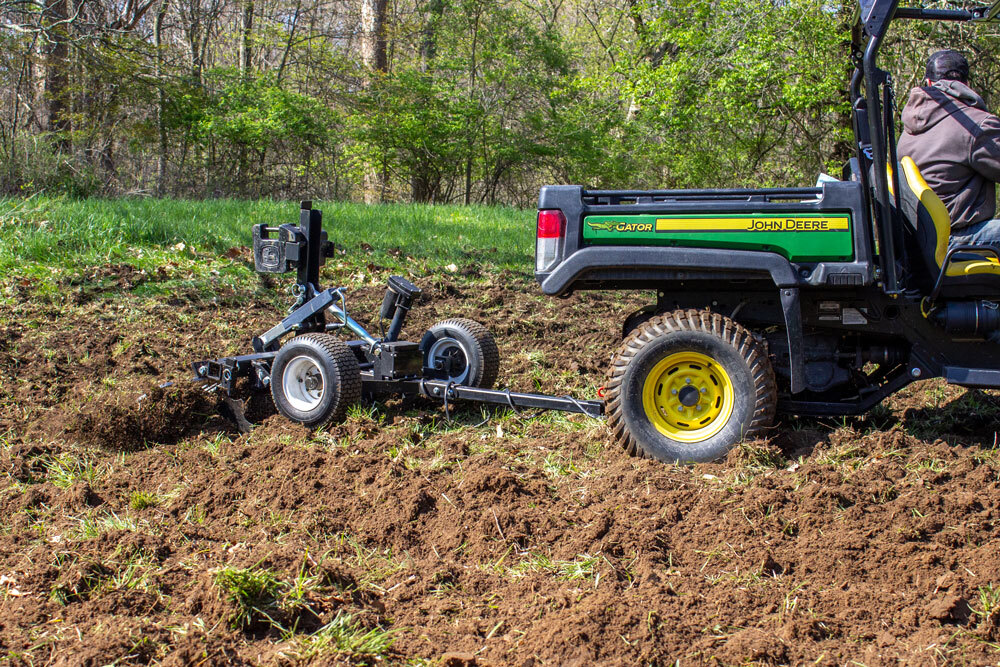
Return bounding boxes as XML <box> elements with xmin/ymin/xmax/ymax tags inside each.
<box><xmin>535</xmin><ymin>0</ymin><xmax>1000</xmax><ymax>463</ymax></box>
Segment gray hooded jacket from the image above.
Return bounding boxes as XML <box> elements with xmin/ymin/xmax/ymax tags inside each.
<box><xmin>896</xmin><ymin>80</ymin><xmax>1000</xmax><ymax>230</ymax></box>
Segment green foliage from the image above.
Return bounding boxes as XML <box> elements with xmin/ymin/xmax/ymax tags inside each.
<box><xmin>285</xmin><ymin>613</ymin><xmax>397</xmax><ymax>660</ymax></box>
<box><xmin>973</xmin><ymin>583</ymin><xmax>1000</xmax><ymax>623</ymax></box>
<box><xmin>618</xmin><ymin>0</ymin><xmax>851</xmax><ymax>188</ymax></box>
<box><xmin>353</xmin><ymin>3</ymin><xmax>589</xmax><ymax>202</ymax></box>
<box><xmin>129</xmin><ymin>491</ymin><xmax>160</xmax><ymax>510</ymax></box>
<box><xmin>214</xmin><ymin>563</ymin><xmax>397</xmax><ymax>658</ymax></box>
<box><xmin>5</xmin><ymin>0</ymin><xmax>983</xmax><ymax>201</ymax></box>
<box><xmin>200</xmin><ymin>71</ymin><xmax>336</xmax><ymax>152</ymax></box>
<box><xmin>3</xmin><ymin>135</ymin><xmax>103</xmax><ymax>198</ymax></box>
<box><xmin>354</xmin><ymin>69</ymin><xmax>477</xmax><ymax>202</ymax></box>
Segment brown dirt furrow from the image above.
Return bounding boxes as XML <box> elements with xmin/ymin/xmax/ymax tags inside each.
<box><xmin>2</xmin><ymin>267</ymin><xmax>1000</xmax><ymax>665</ymax></box>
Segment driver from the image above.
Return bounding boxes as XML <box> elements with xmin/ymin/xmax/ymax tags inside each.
<box><xmin>897</xmin><ymin>49</ymin><xmax>1000</xmax><ymax>246</ymax></box>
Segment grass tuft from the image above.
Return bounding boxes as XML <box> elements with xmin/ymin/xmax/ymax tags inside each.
<box><xmin>214</xmin><ymin>566</ymin><xmax>284</xmax><ymax>629</ymax></box>
<box><xmin>335</xmin><ymin>533</ymin><xmax>408</xmax><ymax>593</ymax></box>
<box><xmin>50</xmin><ymin>549</ymin><xmax>158</xmax><ymax>604</ymax></box>
<box><xmin>973</xmin><ymin>584</ymin><xmax>1000</xmax><ymax>624</ymax></box>
<box><xmin>129</xmin><ymin>490</ymin><xmax>160</xmax><ymax>510</ymax></box>
<box><xmin>737</xmin><ymin>440</ymin><xmax>786</xmax><ymax>471</ymax></box>
<box><xmin>815</xmin><ymin>442</ymin><xmax>867</xmax><ymax>469</ymax></box>
<box><xmin>44</xmin><ymin>453</ymin><xmax>99</xmax><ymax>489</ymax></box>
<box><xmin>71</xmin><ymin>510</ymin><xmax>142</xmax><ymax>539</ymax></box>
<box><xmin>284</xmin><ymin>612</ymin><xmax>396</xmax><ymax>660</ymax></box>
<box><xmin>495</xmin><ymin>551</ymin><xmax>603</xmax><ymax>585</ymax></box>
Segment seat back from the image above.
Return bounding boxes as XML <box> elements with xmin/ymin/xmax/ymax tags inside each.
<box><xmin>888</xmin><ymin>156</ymin><xmax>951</xmax><ymax>285</ymax></box>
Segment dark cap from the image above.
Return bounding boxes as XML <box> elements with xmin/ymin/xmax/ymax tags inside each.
<box><xmin>925</xmin><ymin>50</ymin><xmax>969</xmax><ymax>83</ymax></box>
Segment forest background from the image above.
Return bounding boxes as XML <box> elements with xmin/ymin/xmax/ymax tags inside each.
<box><xmin>3</xmin><ymin>0</ymin><xmax>1000</xmax><ymax>206</ymax></box>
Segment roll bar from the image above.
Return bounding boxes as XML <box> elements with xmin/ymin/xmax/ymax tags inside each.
<box><xmin>852</xmin><ymin>0</ymin><xmax>1000</xmax><ymax>294</ymax></box>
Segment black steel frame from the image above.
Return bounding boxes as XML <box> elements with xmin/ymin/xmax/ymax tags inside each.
<box><xmin>194</xmin><ymin>202</ymin><xmax>603</xmax><ymax>423</ymax></box>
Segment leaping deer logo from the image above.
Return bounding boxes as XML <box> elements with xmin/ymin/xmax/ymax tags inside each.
<box><xmin>587</xmin><ymin>220</ymin><xmax>619</xmax><ymax>232</ymax></box>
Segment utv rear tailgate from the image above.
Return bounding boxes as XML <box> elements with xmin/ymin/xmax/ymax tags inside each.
<box><xmin>534</xmin><ymin>182</ymin><xmax>872</xmax><ymax>295</ymax></box>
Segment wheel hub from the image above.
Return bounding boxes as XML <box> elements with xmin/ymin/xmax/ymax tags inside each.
<box><xmin>427</xmin><ymin>338</ymin><xmax>470</xmax><ymax>384</ymax></box>
<box><xmin>641</xmin><ymin>351</ymin><xmax>735</xmax><ymax>443</ymax></box>
<box><xmin>677</xmin><ymin>385</ymin><xmax>700</xmax><ymax>407</ymax></box>
<box><xmin>283</xmin><ymin>355</ymin><xmax>327</xmax><ymax>412</ymax></box>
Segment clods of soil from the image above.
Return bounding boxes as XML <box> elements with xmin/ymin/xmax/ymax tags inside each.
<box><xmin>2</xmin><ymin>266</ymin><xmax>1000</xmax><ymax>665</ymax></box>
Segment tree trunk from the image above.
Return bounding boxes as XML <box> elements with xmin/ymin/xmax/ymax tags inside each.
<box><xmin>361</xmin><ymin>0</ymin><xmax>389</xmax><ymax>203</ymax></box>
<box><xmin>360</xmin><ymin>0</ymin><xmax>389</xmax><ymax>73</ymax></box>
<box><xmin>239</xmin><ymin>0</ymin><xmax>254</xmax><ymax>78</ymax></box>
<box><xmin>43</xmin><ymin>0</ymin><xmax>70</xmax><ymax>149</ymax></box>
<box><xmin>410</xmin><ymin>0</ymin><xmax>445</xmax><ymax>201</ymax></box>
<box><xmin>187</xmin><ymin>25</ymin><xmax>202</xmax><ymax>80</ymax></box>
<box><xmin>419</xmin><ymin>0</ymin><xmax>445</xmax><ymax>72</ymax></box>
<box><xmin>155</xmin><ymin>0</ymin><xmax>169</xmax><ymax>195</ymax></box>
<box><xmin>463</xmin><ymin>6</ymin><xmax>479</xmax><ymax>205</ymax></box>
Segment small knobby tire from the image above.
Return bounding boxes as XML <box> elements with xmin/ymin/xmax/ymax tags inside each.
<box><xmin>605</xmin><ymin>309</ymin><xmax>776</xmax><ymax>464</ymax></box>
<box><xmin>270</xmin><ymin>333</ymin><xmax>362</xmax><ymax>428</ymax></box>
<box><xmin>420</xmin><ymin>318</ymin><xmax>500</xmax><ymax>389</ymax></box>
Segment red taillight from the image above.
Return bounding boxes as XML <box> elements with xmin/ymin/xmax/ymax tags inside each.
<box><xmin>536</xmin><ymin>209</ymin><xmax>566</xmax><ymax>273</ymax></box>
<box><xmin>537</xmin><ymin>209</ymin><xmax>566</xmax><ymax>239</ymax></box>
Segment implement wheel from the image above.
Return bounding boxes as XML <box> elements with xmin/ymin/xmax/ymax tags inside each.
<box><xmin>420</xmin><ymin>318</ymin><xmax>499</xmax><ymax>389</ymax></box>
<box><xmin>606</xmin><ymin>309</ymin><xmax>776</xmax><ymax>463</ymax></box>
<box><xmin>270</xmin><ymin>334</ymin><xmax>361</xmax><ymax>428</ymax></box>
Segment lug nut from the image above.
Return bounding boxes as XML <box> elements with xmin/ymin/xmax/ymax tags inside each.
<box><xmin>671</xmin><ymin>389</ymin><xmax>678</xmax><ymax>395</ymax></box>
<box><xmin>685</xmin><ymin>378</ymin><xmax>692</xmax><ymax>384</ymax></box>
<box><xmin>700</xmin><ymin>387</ymin><xmax>706</xmax><ymax>393</ymax></box>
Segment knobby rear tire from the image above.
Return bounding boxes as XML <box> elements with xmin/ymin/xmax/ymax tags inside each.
<box><xmin>605</xmin><ymin>309</ymin><xmax>776</xmax><ymax>463</ymax></box>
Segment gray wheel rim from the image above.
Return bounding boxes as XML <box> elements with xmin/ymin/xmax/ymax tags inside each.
<box><xmin>427</xmin><ymin>337</ymin><xmax>471</xmax><ymax>384</ymax></box>
<box><xmin>282</xmin><ymin>355</ymin><xmax>327</xmax><ymax>412</ymax></box>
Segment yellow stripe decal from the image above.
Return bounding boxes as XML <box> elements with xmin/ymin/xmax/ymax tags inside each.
<box><xmin>654</xmin><ymin>216</ymin><xmax>850</xmax><ymax>233</ymax></box>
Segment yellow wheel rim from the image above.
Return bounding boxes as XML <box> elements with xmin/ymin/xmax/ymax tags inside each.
<box><xmin>641</xmin><ymin>351</ymin><xmax>734</xmax><ymax>443</ymax></box>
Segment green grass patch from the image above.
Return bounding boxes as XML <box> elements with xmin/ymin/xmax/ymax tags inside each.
<box><xmin>71</xmin><ymin>510</ymin><xmax>143</xmax><ymax>539</ymax></box>
<box><xmin>0</xmin><ymin>196</ymin><xmax>534</xmax><ymax>276</ymax></box>
<box><xmin>488</xmin><ymin>549</ymin><xmax>604</xmax><ymax>585</ymax></box>
<box><xmin>45</xmin><ymin>452</ymin><xmax>101</xmax><ymax>489</ymax></box>
<box><xmin>50</xmin><ymin>548</ymin><xmax>160</xmax><ymax>605</ymax></box>
<box><xmin>214</xmin><ymin>559</ymin><xmax>397</xmax><ymax>659</ymax></box>
<box><xmin>335</xmin><ymin>533</ymin><xmax>408</xmax><ymax>593</ymax></box>
<box><xmin>973</xmin><ymin>583</ymin><xmax>1000</xmax><ymax>624</ymax></box>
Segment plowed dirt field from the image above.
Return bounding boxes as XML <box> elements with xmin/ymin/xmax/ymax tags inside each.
<box><xmin>3</xmin><ymin>259</ymin><xmax>1000</xmax><ymax>666</ymax></box>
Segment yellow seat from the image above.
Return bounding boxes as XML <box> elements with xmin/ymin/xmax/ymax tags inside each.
<box><xmin>895</xmin><ymin>156</ymin><xmax>1000</xmax><ymax>280</ymax></box>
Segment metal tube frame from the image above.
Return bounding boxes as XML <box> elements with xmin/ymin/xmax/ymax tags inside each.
<box><xmin>855</xmin><ymin>0</ymin><xmax>996</xmax><ymax>295</ymax></box>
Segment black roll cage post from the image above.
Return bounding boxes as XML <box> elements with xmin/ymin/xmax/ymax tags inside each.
<box><xmin>851</xmin><ymin>0</ymin><xmax>999</xmax><ymax>295</ymax></box>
